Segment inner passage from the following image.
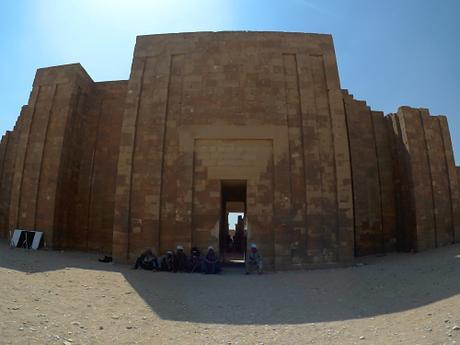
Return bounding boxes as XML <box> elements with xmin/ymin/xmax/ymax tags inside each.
<box><xmin>220</xmin><ymin>180</ymin><xmax>247</xmax><ymax>264</ymax></box>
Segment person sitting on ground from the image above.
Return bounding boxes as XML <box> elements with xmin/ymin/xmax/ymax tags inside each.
<box><xmin>160</xmin><ymin>250</ymin><xmax>175</xmax><ymax>272</ymax></box>
<box><xmin>98</xmin><ymin>255</ymin><xmax>112</xmax><ymax>263</ymax></box>
<box><xmin>246</xmin><ymin>243</ymin><xmax>263</xmax><ymax>274</ymax></box>
<box><xmin>188</xmin><ymin>247</ymin><xmax>202</xmax><ymax>273</ymax></box>
<box><xmin>202</xmin><ymin>246</ymin><xmax>220</xmax><ymax>274</ymax></box>
<box><xmin>174</xmin><ymin>245</ymin><xmax>188</xmax><ymax>272</ymax></box>
<box><xmin>133</xmin><ymin>249</ymin><xmax>159</xmax><ymax>270</ymax></box>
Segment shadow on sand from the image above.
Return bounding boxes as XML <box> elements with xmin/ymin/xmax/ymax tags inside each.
<box><xmin>1</xmin><ymin>241</ymin><xmax>460</xmax><ymax>325</ymax></box>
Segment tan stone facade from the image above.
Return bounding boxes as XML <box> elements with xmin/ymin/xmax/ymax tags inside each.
<box><xmin>0</xmin><ymin>32</ymin><xmax>458</xmax><ymax>269</ymax></box>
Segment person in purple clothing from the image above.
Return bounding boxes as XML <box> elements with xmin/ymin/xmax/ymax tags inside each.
<box><xmin>202</xmin><ymin>246</ymin><xmax>220</xmax><ymax>274</ymax></box>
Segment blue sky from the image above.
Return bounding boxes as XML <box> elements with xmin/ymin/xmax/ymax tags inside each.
<box><xmin>1</xmin><ymin>0</ymin><xmax>459</xmax><ymax>160</ymax></box>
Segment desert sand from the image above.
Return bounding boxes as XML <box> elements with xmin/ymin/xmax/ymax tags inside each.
<box><xmin>1</xmin><ymin>241</ymin><xmax>460</xmax><ymax>345</ymax></box>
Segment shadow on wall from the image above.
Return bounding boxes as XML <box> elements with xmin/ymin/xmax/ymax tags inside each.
<box><xmin>1</xmin><ymin>240</ymin><xmax>460</xmax><ymax>325</ymax></box>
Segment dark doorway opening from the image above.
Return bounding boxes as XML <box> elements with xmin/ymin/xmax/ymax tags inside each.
<box><xmin>220</xmin><ymin>180</ymin><xmax>247</xmax><ymax>265</ymax></box>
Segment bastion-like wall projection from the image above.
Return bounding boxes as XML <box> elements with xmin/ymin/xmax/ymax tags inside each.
<box><xmin>0</xmin><ymin>32</ymin><xmax>459</xmax><ymax>269</ymax></box>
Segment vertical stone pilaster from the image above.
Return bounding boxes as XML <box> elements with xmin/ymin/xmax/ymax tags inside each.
<box><xmin>297</xmin><ymin>54</ymin><xmax>324</xmax><ymax>263</ymax></box>
<box><xmin>393</xmin><ymin>108</ymin><xmax>436</xmax><ymax>251</ymax></box>
<box><xmin>420</xmin><ymin>110</ymin><xmax>452</xmax><ymax>247</ymax></box>
<box><xmin>9</xmin><ymin>102</ymin><xmax>37</xmax><ymax>233</ymax></box>
<box><xmin>343</xmin><ymin>94</ymin><xmax>382</xmax><ymax>256</ymax></box>
<box><xmin>0</xmin><ymin>132</ymin><xmax>10</xmax><ymax>237</ymax></box>
<box><xmin>323</xmin><ymin>40</ymin><xmax>354</xmax><ymax>263</ymax></box>
<box><xmin>371</xmin><ymin>111</ymin><xmax>397</xmax><ymax>252</ymax></box>
<box><xmin>438</xmin><ymin>117</ymin><xmax>460</xmax><ymax>242</ymax></box>
<box><xmin>160</xmin><ymin>54</ymin><xmax>192</xmax><ymax>252</ymax></box>
<box><xmin>0</xmin><ymin>134</ymin><xmax>9</xmax><ymax>186</ymax></box>
<box><xmin>112</xmin><ymin>57</ymin><xmax>147</xmax><ymax>261</ymax></box>
<box><xmin>279</xmin><ymin>53</ymin><xmax>306</xmax><ymax>267</ymax></box>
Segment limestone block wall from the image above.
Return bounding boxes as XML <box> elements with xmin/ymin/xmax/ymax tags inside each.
<box><xmin>458</xmin><ymin>167</ymin><xmax>460</xmax><ymax>191</ymax></box>
<box><xmin>388</xmin><ymin>107</ymin><xmax>460</xmax><ymax>251</ymax></box>
<box><xmin>5</xmin><ymin>64</ymin><xmax>93</xmax><ymax>247</ymax></box>
<box><xmin>58</xmin><ymin>81</ymin><xmax>127</xmax><ymax>253</ymax></box>
<box><xmin>0</xmin><ymin>130</ymin><xmax>18</xmax><ymax>239</ymax></box>
<box><xmin>344</xmin><ymin>91</ymin><xmax>459</xmax><ymax>256</ymax></box>
<box><xmin>0</xmin><ymin>64</ymin><xmax>127</xmax><ymax>252</ymax></box>
<box><xmin>112</xmin><ymin>32</ymin><xmax>354</xmax><ymax>267</ymax></box>
<box><xmin>0</xmin><ymin>31</ymin><xmax>458</xmax><ymax>269</ymax></box>
<box><xmin>342</xmin><ymin>91</ymin><xmax>397</xmax><ymax>256</ymax></box>
<box><xmin>0</xmin><ymin>109</ymin><xmax>28</xmax><ymax>239</ymax></box>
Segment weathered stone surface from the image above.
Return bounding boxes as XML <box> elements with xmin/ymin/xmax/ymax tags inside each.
<box><xmin>0</xmin><ymin>32</ymin><xmax>458</xmax><ymax>269</ymax></box>
<box><xmin>343</xmin><ymin>93</ymin><xmax>383</xmax><ymax>256</ymax></box>
<box><xmin>386</xmin><ymin>108</ymin><xmax>459</xmax><ymax>252</ymax></box>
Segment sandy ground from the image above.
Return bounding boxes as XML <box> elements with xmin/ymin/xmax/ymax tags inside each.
<box><xmin>1</xmin><ymin>242</ymin><xmax>460</xmax><ymax>345</ymax></box>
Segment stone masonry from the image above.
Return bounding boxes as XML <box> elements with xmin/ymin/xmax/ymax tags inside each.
<box><xmin>0</xmin><ymin>32</ymin><xmax>458</xmax><ymax>269</ymax></box>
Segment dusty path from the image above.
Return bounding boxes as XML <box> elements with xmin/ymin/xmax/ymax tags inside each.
<box><xmin>1</xmin><ymin>241</ymin><xmax>460</xmax><ymax>344</ymax></box>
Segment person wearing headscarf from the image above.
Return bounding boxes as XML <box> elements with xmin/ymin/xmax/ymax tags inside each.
<box><xmin>133</xmin><ymin>249</ymin><xmax>159</xmax><ymax>271</ymax></box>
<box><xmin>246</xmin><ymin>243</ymin><xmax>263</xmax><ymax>274</ymax></box>
<box><xmin>202</xmin><ymin>246</ymin><xmax>220</xmax><ymax>274</ymax></box>
<box><xmin>174</xmin><ymin>245</ymin><xmax>188</xmax><ymax>272</ymax></box>
<box><xmin>188</xmin><ymin>247</ymin><xmax>202</xmax><ymax>273</ymax></box>
<box><xmin>160</xmin><ymin>250</ymin><xmax>175</xmax><ymax>272</ymax></box>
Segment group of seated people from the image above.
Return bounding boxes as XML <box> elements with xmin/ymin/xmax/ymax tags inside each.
<box><xmin>133</xmin><ymin>243</ymin><xmax>263</xmax><ymax>274</ymax></box>
<box><xmin>133</xmin><ymin>245</ymin><xmax>221</xmax><ymax>274</ymax></box>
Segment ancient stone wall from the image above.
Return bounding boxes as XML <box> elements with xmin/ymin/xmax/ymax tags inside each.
<box><xmin>2</xmin><ymin>64</ymin><xmax>126</xmax><ymax>252</ymax></box>
<box><xmin>342</xmin><ymin>92</ymin><xmax>397</xmax><ymax>256</ymax></box>
<box><xmin>0</xmin><ymin>109</ymin><xmax>27</xmax><ymax>239</ymax></box>
<box><xmin>388</xmin><ymin>108</ymin><xmax>460</xmax><ymax>251</ymax></box>
<box><xmin>5</xmin><ymin>64</ymin><xmax>92</xmax><ymax>247</ymax></box>
<box><xmin>0</xmin><ymin>31</ymin><xmax>458</xmax><ymax>269</ymax></box>
<box><xmin>58</xmin><ymin>80</ymin><xmax>127</xmax><ymax>253</ymax></box>
<box><xmin>0</xmin><ymin>131</ymin><xmax>15</xmax><ymax>238</ymax></box>
<box><xmin>344</xmin><ymin>92</ymin><xmax>459</xmax><ymax>256</ymax></box>
<box><xmin>112</xmin><ymin>32</ymin><xmax>354</xmax><ymax>267</ymax></box>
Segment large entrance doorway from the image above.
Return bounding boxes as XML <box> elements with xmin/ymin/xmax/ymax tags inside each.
<box><xmin>220</xmin><ymin>180</ymin><xmax>247</xmax><ymax>265</ymax></box>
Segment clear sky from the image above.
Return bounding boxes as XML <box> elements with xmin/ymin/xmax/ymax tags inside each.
<box><xmin>1</xmin><ymin>0</ymin><xmax>459</xmax><ymax>160</ymax></box>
